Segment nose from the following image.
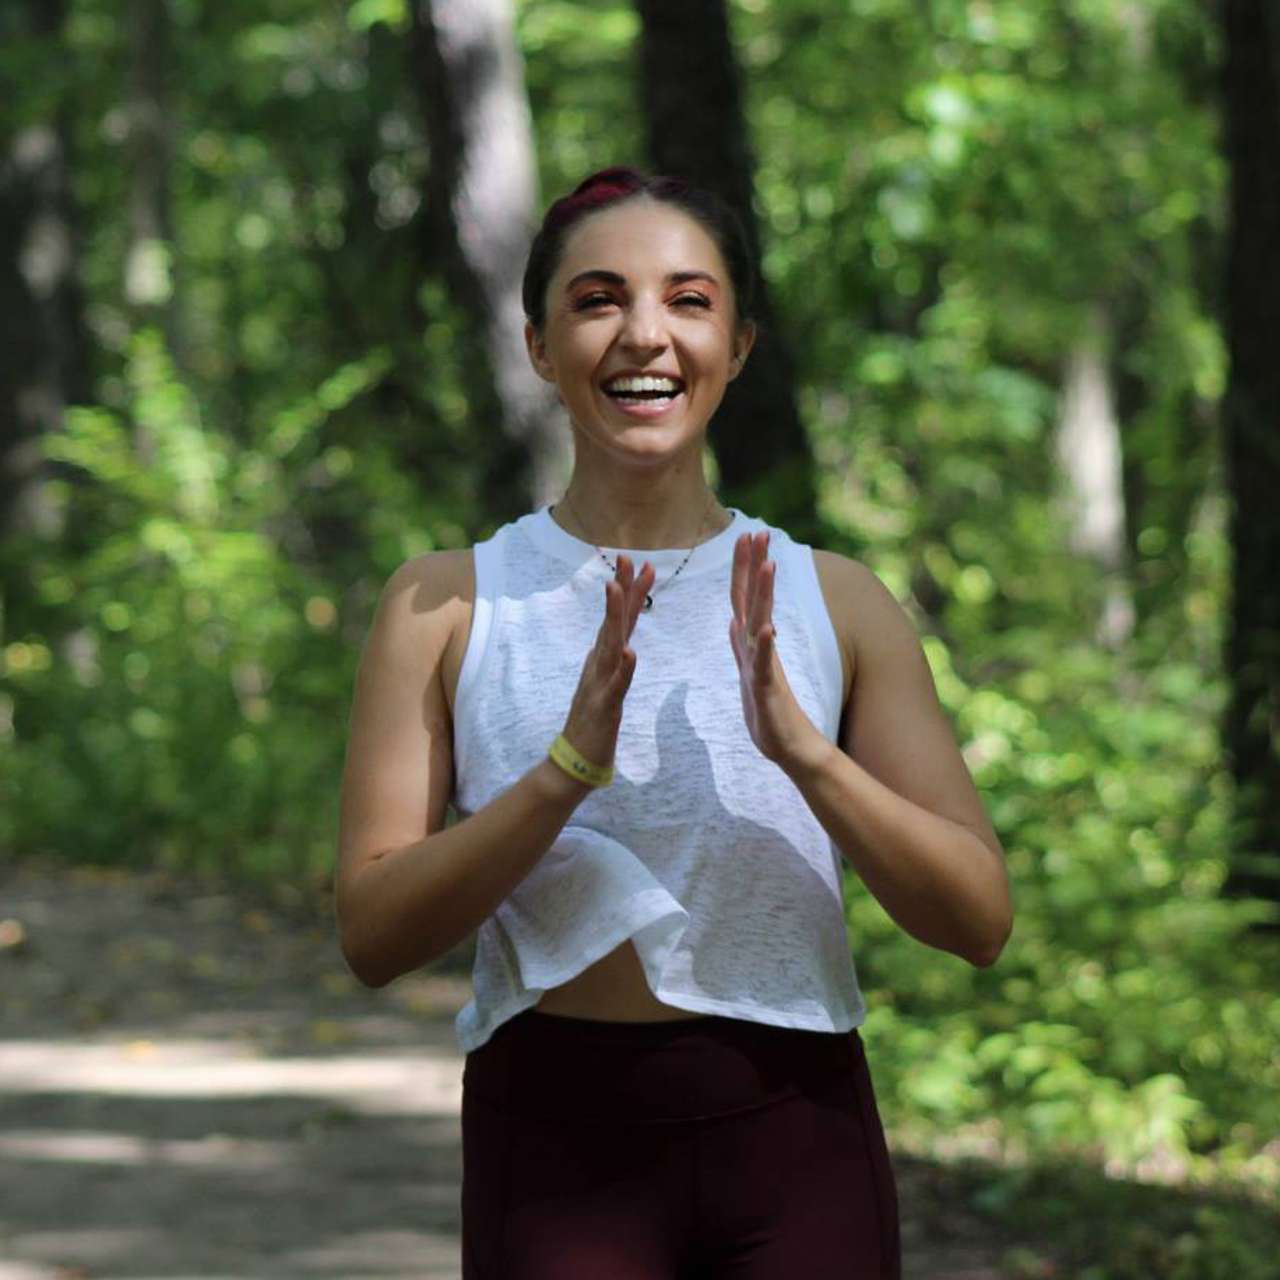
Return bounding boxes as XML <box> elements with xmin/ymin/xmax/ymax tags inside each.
<box><xmin>617</xmin><ymin>295</ymin><xmax>668</xmax><ymax>356</ymax></box>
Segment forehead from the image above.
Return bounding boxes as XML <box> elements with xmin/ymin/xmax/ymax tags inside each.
<box><xmin>553</xmin><ymin>199</ymin><xmax>728</xmax><ymax>283</ymax></box>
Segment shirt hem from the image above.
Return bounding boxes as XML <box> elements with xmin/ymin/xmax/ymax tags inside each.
<box><xmin>649</xmin><ymin>989</ymin><xmax>866</xmax><ymax>1035</ymax></box>
<box><xmin>457</xmin><ymin>988</ymin><xmax>866</xmax><ymax>1055</ymax></box>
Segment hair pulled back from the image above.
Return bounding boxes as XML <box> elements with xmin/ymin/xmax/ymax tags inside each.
<box><xmin>521</xmin><ymin>166</ymin><xmax>757</xmax><ymax>332</ymax></box>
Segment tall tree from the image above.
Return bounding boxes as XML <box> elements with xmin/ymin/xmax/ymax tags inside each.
<box><xmin>633</xmin><ymin>0</ymin><xmax>815</xmax><ymax>537</ymax></box>
<box><xmin>122</xmin><ymin>0</ymin><xmax>180</xmax><ymax>478</ymax></box>
<box><xmin>1053</xmin><ymin>303</ymin><xmax>1134</xmax><ymax>651</ymax></box>
<box><xmin>410</xmin><ymin>0</ymin><xmax>567</xmax><ymax>522</ymax></box>
<box><xmin>1221</xmin><ymin>0</ymin><xmax>1280</xmax><ymax>912</ymax></box>
<box><xmin>123</xmin><ymin>0</ymin><xmax>176</xmax><ymax>336</ymax></box>
<box><xmin>0</xmin><ymin>0</ymin><xmax>89</xmax><ymax>558</ymax></box>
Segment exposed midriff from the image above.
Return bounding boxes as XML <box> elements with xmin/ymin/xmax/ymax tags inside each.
<box><xmin>533</xmin><ymin>939</ymin><xmax>711</xmax><ymax>1022</ymax></box>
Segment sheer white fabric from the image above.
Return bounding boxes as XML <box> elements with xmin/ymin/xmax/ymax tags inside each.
<box><xmin>450</xmin><ymin>506</ymin><xmax>866</xmax><ymax>1054</ymax></box>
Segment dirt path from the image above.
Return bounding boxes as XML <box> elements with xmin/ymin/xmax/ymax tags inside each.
<box><xmin>1</xmin><ymin>858</ymin><xmax>1020</xmax><ymax>1278</ymax></box>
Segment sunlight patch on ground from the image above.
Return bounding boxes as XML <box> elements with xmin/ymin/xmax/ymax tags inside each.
<box><xmin>0</xmin><ymin>1039</ymin><xmax>464</xmax><ymax>1116</ymax></box>
<box><xmin>1</xmin><ymin>1230</ymin><xmax>156</xmax><ymax>1269</ymax></box>
<box><xmin>0</xmin><ymin>1129</ymin><xmax>292</xmax><ymax>1169</ymax></box>
<box><xmin>279</xmin><ymin>1229</ymin><xmax>463</xmax><ymax>1275</ymax></box>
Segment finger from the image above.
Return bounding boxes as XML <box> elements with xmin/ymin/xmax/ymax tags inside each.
<box><xmin>615</xmin><ymin>556</ymin><xmax>637</xmax><ymax>643</ymax></box>
<box><xmin>616</xmin><ymin>553</ymin><xmax>634</xmax><ymax>597</ymax></box>
<box><xmin>754</xmin><ymin>623</ymin><xmax>775</xmax><ymax>684</ymax></box>
<box><xmin>730</xmin><ymin>534</ymin><xmax>750</xmax><ymax>623</ymax></box>
<box><xmin>730</xmin><ymin>614</ymin><xmax>753</xmax><ymax>672</ymax></box>
<box><xmin>628</xmin><ymin>561</ymin><xmax>655</xmax><ymax>633</ymax></box>
<box><xmin>750</xmin><ymin>557</ymin><xmax>775</xmax><ymax>637</ymax></box>
<box><xmin>744</xmin><ymin>533</ymin><xmax>760</xmax><ymax>623</ymax></box>
<box><xmin>621</xmin><ymin>562</ymin><xmax>645</xmax><ymax>637</ymax></box>
<box><xmin>610</xmin><ymin>573</ymin><xmax>628</xmax><ymax>656</ymax></box>
<box><xmin>615</xmin><ymin>644</ymin><xmax>637</xmax><ymax>694</ymax></box>
<box><xmin>599</xmin><ymin>578</ymin><xmax>621</xmax><ymax>660</ymax></box>
<box><xmin>753</xmin><ymin>533</ymin><xmax>774</xmax><ymax>629</ymax></box>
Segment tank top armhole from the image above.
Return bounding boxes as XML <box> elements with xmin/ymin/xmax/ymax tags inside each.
<box><xmin>785</xmin><ymin>537</ymin><xmax>846</xmax><ymax>741</ymax></box>
<box><xmin>452</xmin><ymin>530</ymin><xmax>505</xmax><ymax>746</ymax></box>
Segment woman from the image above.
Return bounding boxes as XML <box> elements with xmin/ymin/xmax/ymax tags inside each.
<box><xmin>336</xmin><ymin>167</ymin><xmax>1012</xmax><ymax>1279</ymax></box>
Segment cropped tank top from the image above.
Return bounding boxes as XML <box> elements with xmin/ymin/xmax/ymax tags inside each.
<box><xmin>450</xmin><ymin>505</ymin><xmax>868</xmax><ymax>1054</ymax></box>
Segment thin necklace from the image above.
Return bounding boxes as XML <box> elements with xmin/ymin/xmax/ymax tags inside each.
<box><xmin>557</xmin><ymin>490</ymin><xmax>719</xmax><ymax>612</ymax></box>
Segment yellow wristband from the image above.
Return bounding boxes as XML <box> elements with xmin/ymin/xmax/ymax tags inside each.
<box><xmin>548</xmin><ymin>733</ymin><xmax>614</xmax><ymax>788</ymax></box>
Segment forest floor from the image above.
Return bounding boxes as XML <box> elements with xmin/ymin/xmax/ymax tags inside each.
<box><xmin>0</xmin><ymin>856</ymin><xmax>1059</xmax><ymax>1279</ymax></box>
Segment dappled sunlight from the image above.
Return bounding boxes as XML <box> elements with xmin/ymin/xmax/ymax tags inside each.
<box><xmin>0</xmin><ymin>1128</ymin><xmax>292</xmax><ymax>1170</ymax></box>
<box><xmin>0</xmin><ymin>1040</ymin><xmax>466</xmax><ymax>1277</ymax></box>
<box><xmin>2</xmin><ymin>1232</ymin><xmax>161</xmax><ymax>1272</ymax></box>
<box><xmin>0</xmin><ymin>865</ymin><xmax>470</xmax><ymax>1276</ymax></box>
<box><xmin>5</xmin><ymin>0</ymin><xmax>1276</xmax><ymax>1273</ymax></box>
<box><xmin>0</xmin><ymin>1038</ymin><xmax>463</xmax><ymax>1117</ymax></box>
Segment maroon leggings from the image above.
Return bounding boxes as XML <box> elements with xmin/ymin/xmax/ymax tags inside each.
<box><xmin>461</xmin><ymin>1007</ymin><xmax>901</xmax><ymax>1279</ymax></box>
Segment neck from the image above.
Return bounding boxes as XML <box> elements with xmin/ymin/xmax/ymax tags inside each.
<box><xmin>555</xmin><ymin>456</ymin><xmax>729</xmax><ymax>550</ymax></box>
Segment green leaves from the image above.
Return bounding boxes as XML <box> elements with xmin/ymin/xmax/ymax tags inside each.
<box><xmin>3</xmin><ymin>5</ymin><xmax>1273</xmax><ymax>1259</ymax></box>
<box><xmin>347</xmin><ymin>0</ymin><xmax>409</xmax><ymax>33</ymax></box>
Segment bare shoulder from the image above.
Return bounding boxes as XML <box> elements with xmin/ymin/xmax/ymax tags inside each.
<box><xmin>815</xmin><ymin>548</ymin><xmax>1004</xmax><ymax>864</ymax></box>
<box><xmin>375</xmin><ymin>547</ymin><xmax>474</xmax><ymax>645</ymax></box>
<box><xmin>337</xmin><ymin>549</ymin><xmax>475</xmax><ymax>909</ymax></box>
<box><xmin>374</xmin><ymin>548</ymin><xmax>476</xmax><ymax>710</ymax></box>
<box><xmin>380</xmin><ymin>547</ymin><xmax>475</xmax><ymax>612</ymax></box>
<box><xmin>811</xmin><ymin>548</ymin><xmax>912</xmax><ymax>704</ymax></box>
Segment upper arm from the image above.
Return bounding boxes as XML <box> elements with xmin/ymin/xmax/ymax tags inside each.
<box><xmin>832</xmin><ymin>556</ymin><xmax>1004</xmax><ymax>860</ymax></box>
<box><xmin>335</xmin><ymin>551</ymin><xmax>469</xmax><ymax>908</ymax></box>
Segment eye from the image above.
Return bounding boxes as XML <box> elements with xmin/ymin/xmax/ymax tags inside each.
<box><xmin>673</xmin><ymin>293</ymin><xmax>712</xmax><ymax>309</ymax></box>
<box><xmin>572</xmin><ymin>292</ymin><xmax>616</xmax><ymax>311</ymax></box>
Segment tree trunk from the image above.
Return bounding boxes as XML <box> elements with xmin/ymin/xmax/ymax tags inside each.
<box><xmin>634</xmin><ymin>0</ymin><xmax>815</xmax><ymax>538</ymax></box>
<box><xmin>0</xmin><ymin>0</ymin><xmax>89</xmax><ymax>556</ymax></box>
<box><xmin>410</xmin><ymin>0</ymin><xmax>568</xmax><ymax>525</ymax></box>
<box><xmin>1053</xmin><ymin>302</ymin><xmax>1134</xmax><ymax>650</ymax></box>
<box><xmin>124</xmin><ymin>0</ymin><xmax>176</xmax><ymax>327</ymax></box>
<box><xmin>1221</xmin><ymin>0</ymin><xmax>1280</xmax><ymax>913</ymax></box>
<box><xmin>123</xmin><ymin>0</ymin><xmax>179</xmax><ymax>480</ymax></box>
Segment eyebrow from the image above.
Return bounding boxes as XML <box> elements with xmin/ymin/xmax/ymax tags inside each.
<box><xmin>565</xmin><ymin>269</ymin><xmax>721</xmax><ymax>290</ymax></box>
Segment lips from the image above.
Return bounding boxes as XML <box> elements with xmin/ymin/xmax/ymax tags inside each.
<box><xmin>601</xmin><ymin>373</ymin><xmax>686</xmax><ymax>401</ymax></box>
<box><xmin>598</xmin><ymin>377</ymin><xmax>686</xmax><ymax>421</ymax></box>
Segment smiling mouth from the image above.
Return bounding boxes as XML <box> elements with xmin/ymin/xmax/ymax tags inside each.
<box><xmin>601</xmin><ymin>375</ymin><xmax>686</xmax><ymax>404</ymax></box>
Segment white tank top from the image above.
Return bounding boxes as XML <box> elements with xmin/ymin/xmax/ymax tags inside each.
<box><xmin>450</xmin><ymin>505</ymin><xmax>867</xmax><ymax>1053</ymax></box>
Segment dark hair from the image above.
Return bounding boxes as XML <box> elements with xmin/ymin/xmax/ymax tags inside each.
<box><xmin>521</xmin><ymin>166</ymin><xmax>757</xmax><ymax>331</ymax></box>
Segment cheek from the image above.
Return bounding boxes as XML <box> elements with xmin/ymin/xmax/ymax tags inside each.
<box><xmin>560</xmin><ymin>325</ymin><xmax>607</xmax><ymax>364</ymax></box>
<box><xmin>542</xmin><ymin>333</ymin><xmax>591</xmax><ymax>382</ymax></box>
<box><xmin>694</xmin><ymin>331</ymin><xmax>737</xmax><ymax>377</ymax></box>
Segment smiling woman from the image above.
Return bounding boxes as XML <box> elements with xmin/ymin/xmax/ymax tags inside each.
<box><xmin>336</xmin><ymin>166</ymin><xmax>1011</xmax><ymax>1279</ymax></box>
<box><xmin>522</xmin><ymin>183</ymin><xmax>755</xmax><ymax>485</ymax></box>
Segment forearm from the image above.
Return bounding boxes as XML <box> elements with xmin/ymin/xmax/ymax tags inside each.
<box><xmin>786</xmin><ymin>740</ymin><xmax>1011</xmax><ymax>967</ymax></box>
<box><xmin>338</xmin><ymin>757</ymin><xmax>591</xmax><ymax>987</ymax></box>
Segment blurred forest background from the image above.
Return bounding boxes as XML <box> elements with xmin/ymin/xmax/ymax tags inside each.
<box><xmin>2</xmin><ymin>0</ymin><xmax>1278</xmax><ymax>1274</ymax></box>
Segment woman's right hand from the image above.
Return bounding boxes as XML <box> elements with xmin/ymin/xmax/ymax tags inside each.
<box><xmin>560</xmin><ymin>555</ymin><xmax>655</xmax><ymax>770</ymax></box>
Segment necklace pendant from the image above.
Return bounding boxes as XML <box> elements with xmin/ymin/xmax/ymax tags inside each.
<box><xmin>643</xmin><ymin>594</ymin><xmax>654</xmax><ymax>612</ymax></box>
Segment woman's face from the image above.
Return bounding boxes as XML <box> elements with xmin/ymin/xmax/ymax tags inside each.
<box><xmin>526</xmin><ymin>198</ymin><xmax>754</xmax><ymax>469</ymax></box>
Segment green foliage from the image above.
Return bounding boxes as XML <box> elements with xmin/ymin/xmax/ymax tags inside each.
<box><xmin>973</xmin><ymin>1160</ymin><xmax>1280</xmax><ymax>1279</ymax></box>
<box><xmin>517</xmin><ymin>0</ymin><xmax>645</xmax><ymax>188</ymax></box>
<box><xmin>4</xmin><ymin>0</ymin><xmax>485</xmax><ymax>878</ymax></box>
<box><xmin>2</xmin><ymin>3</ymin><xmax>1275</xmax><ymax>1271</ymax></box>
<box><xmin>838</xmin><ymin>460</ymin><xmax>1280</xmax><ymax>1180</ymax></box>
<box><xmin>5</xmin><ymin>332</ymin><xmax>383</xmax><ymax>878</ymax></box>
<box><xmin>726</xmin><ymin>0</ymin><xmax>1280</xmax><ymax>1240</ymax></box>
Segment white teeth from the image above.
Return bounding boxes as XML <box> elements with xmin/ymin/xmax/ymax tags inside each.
<box><xmin>605</xmin><ymin>376</ymin><xmax>682</xmax><ymax>394</ymax></box>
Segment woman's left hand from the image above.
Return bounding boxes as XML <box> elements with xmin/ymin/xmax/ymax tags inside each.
<box><xmin>730</xmin><ymin>531</ymin><xmax>830</xmax><ymax>776</ymax></box>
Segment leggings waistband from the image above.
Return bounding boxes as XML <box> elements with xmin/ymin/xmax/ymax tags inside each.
<box><xmin>463</xmin><ymin>1007</ymin><xmax>864</xmax><ymax>1124</ymax></box>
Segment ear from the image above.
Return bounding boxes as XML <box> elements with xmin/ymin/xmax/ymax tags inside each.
<box><xmin>525</xmin><ymin>321</ymin><xmax>556</xmax><ymax>383</ymax></box>
<box><xmin>727</xmin><ymin>321</ymin><xmax>757</xmax><ymax>381</ymax></box>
